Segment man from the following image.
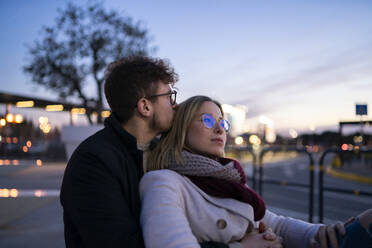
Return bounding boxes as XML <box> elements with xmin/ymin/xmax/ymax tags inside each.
<box><xmin>60</xmin><ymin>56</ymin><xmax>178</xmax><ymax>247</ymax></box>
<box><xmin>60</xmin><ymin>55</ymin><xmax>281</xmax><ymax>248</ymax></box>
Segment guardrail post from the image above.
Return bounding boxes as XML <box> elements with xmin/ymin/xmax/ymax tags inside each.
<box><xmin>304</xmin><ymin>148</ymin><xmax>315</xmax><ymax>223</ymax></box>
<box><xmin>252</xmin><ymin>152</ymin><xmax>257</xmax><ymax>191</ymax></box>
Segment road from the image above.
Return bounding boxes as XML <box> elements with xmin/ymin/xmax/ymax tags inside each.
<box><xmin>243</xmin><ymin>154</ymin><xmax>372</xmax><ymax>224</ymax></box>
<box><xmin>0</xmin><ymin>155</ymin><xmax>371</xmax><ymax>247</ymax></box>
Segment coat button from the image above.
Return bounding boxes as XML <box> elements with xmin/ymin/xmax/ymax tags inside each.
<box><xmin>216</xmin><ymin>219</ymin><xmax>227</xmax><ymax>229</ymax></box>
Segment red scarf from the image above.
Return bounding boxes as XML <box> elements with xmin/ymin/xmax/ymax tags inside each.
<box><xmin>169</xmin><ymin>152</ymin><xmax>266</xmax><ymax>221</ymax></box>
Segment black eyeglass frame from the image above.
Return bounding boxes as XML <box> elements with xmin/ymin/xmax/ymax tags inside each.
<box><xmin>146</xmin><ymin>90</ymin><xmax>177</xmax><ymax>105</ymax></box>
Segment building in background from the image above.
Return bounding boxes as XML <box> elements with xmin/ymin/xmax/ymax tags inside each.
<box><xmin>222</xmin><ymin>104</ymin><xmax>250</xmax><ymax>137</ymax></box>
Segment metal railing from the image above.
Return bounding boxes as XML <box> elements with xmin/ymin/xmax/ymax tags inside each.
<box><xmin>318</xmin><ymin>148</ymin><xmax>372</xmax><ymax>223</ymax></box>
<box><xmin>257</xmin><ymin>146</ymin><xmax>315</xmax><ymax>222</ymax></box>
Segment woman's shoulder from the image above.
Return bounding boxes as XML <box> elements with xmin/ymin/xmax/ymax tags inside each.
<box><xmin>141</xmin><ymin>169</ymin><xmax>184</xmax><ymax>186</ymax></box>
<box><xmin>143</xmin><ymin>169</ymin><xmax>181</xmax><ymax>178</ymax></box>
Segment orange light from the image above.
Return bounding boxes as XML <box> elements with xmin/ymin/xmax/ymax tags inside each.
<box><xmin>10</xmin><ymin>189</ymin><xmax>18</xmax><ymax>197</ymax></box>
<box><xmin>12</xmin><ymin>137</ymin><xmax>18</xmax><ymax>143</ymax></box>
<box><xmin>45</xmin><ymin>104</ymin><xmax>63</xmax><ymax>111</ymax></box>
<box><xmin>6</xmin><ymin>113</ymin><xmax>14</xmax><ymax>123</ymax></box>
<box><xmin>0</xmin><ymin>118</ymin><xmax>6</xmax><ymax>126</ymax></box>
<box><xmin>34</xmin><ymin>190</ymin><xmax>45</xmax><ymax>197</ymax></box>
<box><xmin>71</xmin><ymin>108</ymin><xmax>86</xmax><ymax>115</ymax></box>
<box><xmin>26</xmin><ymin>140</ymin><xmax>32</xmax><ymax>147</ymax></box>
<box><xmin>12</xmin><ymin>160</ymin><xmax>19</xmax><ymax>166</ymax></box>
<box><xmin>23</xmin><ymin>146</ymin><xmax>28</xmax><ymax>152</ymax></box>
<box><xmin>4</xmin><ymin>160</ymin><xmax>10</xmax><ymax>165</ymax></box>
<box><xmin>36</xmin><ymin>160</ymin><xmax>42</xmax><ymax>166</ymax></box>
<box><xmin>39</xmin><ymin>116</ymin><xmax>48</xmax><ymax>124</ymax></box>
<box><xmin>16</xmin><ymin>101</ymin><xmax>34</xmax><ymax>108</ymax></box>
<box><xmin>0</xmin><ymin>189</ymin><xmax>9</xmax><ymax>197</ymax></box>
<box><xmin>6</xmin><ymin>137</ymin><xmax>11</xmax><ymax>143</ymax></box>
<box><xmin>15</xmin><ymin>114</ymin><xmax>23</xmax><ymax>123</ymax></box>
<box><xmin>341</xmin><ymin>144</ymin><xmax>348</xmax><ymax>151</ymax></box>
<box><xmin>101</xmin><ymin>110</ymin><xmax>111</xmax><ymax>118</ymax></box>
<box><xmin>0</xmin><ymin>160</ymin><xmax>3</xmax><ymax>166</ymax></box>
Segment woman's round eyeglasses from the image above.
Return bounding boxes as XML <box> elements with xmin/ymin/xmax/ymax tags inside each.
<box><xmin>201</xmin><ymin>113</ymin><xmax>231</xmax><ymax>132</ymax></box>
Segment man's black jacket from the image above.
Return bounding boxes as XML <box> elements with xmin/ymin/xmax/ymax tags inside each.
<box><xmin>60</xmin><ymin>115</ymin><xmax>228</xmax><ymax>248</ymax></box>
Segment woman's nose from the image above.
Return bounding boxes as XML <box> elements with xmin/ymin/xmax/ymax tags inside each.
<box><xmin>214</xmin><ymin>122</ymin><xmax>223</xmax><ymax>134</ymax></box>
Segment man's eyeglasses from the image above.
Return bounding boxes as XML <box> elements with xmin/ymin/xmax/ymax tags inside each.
<box><xmin>146</xmin><ymin>90</ymin><xmax>177</xmax><ymax>106</ymax></box>
<box><xmin>201</xmin><ymin>113</ymin><xmax>231</xmax><ymax>132</ymax></box>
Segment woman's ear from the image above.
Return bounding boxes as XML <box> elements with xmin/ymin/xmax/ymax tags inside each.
<box><xmin>136</xmin><ymin>98</ymin><xmax>152</xmax><ymax>117</ymax></box>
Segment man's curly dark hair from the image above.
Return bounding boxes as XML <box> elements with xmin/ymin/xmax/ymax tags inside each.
<box><xmin>104</xmin><ymin>55</ymin><xmax>178</xmax><ymax>124</ymax></box>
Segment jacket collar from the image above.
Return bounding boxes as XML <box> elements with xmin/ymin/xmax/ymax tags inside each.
<box><xmin>104</xmin><ymin>114</ymin><xmax>139</xmax><ymax>155</ymax></box>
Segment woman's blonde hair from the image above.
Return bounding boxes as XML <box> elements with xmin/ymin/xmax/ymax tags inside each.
<box><xmin>146</xmin><ymin>95</ymin><xmax>224</xmax><ymax>172</ymax></box>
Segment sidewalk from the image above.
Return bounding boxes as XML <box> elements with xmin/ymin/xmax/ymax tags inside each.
<box><xmin>0</xmin><ymin>199</ymin><xmax>64</xmax><ymax>248</ymax></box>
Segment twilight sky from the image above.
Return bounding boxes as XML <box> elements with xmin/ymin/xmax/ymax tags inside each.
<box><xmin>0</xmin><ymin>0</ymin><xmax>371</xmax><ymax>134</ymax></box>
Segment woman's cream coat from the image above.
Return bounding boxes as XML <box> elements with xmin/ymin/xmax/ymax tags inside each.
<box><xmin>140</xmin><ymin>169</ymin><xmax>321</xmax><ymax>248</ymax></box>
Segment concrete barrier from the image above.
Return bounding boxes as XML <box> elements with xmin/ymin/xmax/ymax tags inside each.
<box><xmin>61</xmin><ymin>125</ymin><xmax>103</xmax><ymax>160</ymax></box>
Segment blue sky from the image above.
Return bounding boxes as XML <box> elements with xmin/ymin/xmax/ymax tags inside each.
<box><xmin>0</xmin><ymin>0</ymin><xmax>372</xmax><ymax>133</ymax></box>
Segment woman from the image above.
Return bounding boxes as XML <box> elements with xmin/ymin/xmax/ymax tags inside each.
<box><xmin>140</xmin><ymin>96</ymin><xmax>371</xmax><ymax>248</ymax></box>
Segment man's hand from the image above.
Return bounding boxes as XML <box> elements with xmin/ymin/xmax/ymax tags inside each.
<box><xmin>310</xmin><ymin>222</ymin><xmax>345</xmax><ymax>248</ymax></box>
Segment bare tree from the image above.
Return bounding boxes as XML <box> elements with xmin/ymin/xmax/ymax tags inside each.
<box><xmin>24</xmin><ymin>2</ymin><xmax>155</xmax><ymax>124</ymax></box>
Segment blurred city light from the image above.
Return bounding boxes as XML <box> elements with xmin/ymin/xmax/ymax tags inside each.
<box><xmin>101</xmin><ymin>110</ymin><xmax>111</xmax><ymax>118</ymax></box>
<box><xmin>16</xmin><ymin>100</ymin><xmax>34</xmax><ymax>108</ymax></box>
<box><xmin>0</xmin><ymin>118</ymin><xmax>6</xmax><ymax>126</ymax></box>
<box><xmin>353</xmin><ymin>136</ymin><xmax>363</xmax><ymax>143</ymax></box>
<box><xmin>341</xmin><ymin>144</ymin><xmax>348</xmax><ymax>151</ymax></box>
<box><xmin>26</xmin><ymin>140</ymin><xmax>32</xmax><ymax>147</ymax></box>
<box><xmin>249</xmin><ymin>135</ymin><xmax>261</xmax><ymax>145</ymax></box>
<box><xmin>234</xmin><ymin>136</ymin><xmax>244</xmax><ymax>145</ymax></box>
<box><xmin>265</xmin><ymin>126</ymin><xmax>277</xmax><ymax>143</ymax></box>
<box><xmin>6</xmin><ymin>113</ymin><xmax>14</xmax><ymax>122</ymax></box>
<box><xmin>71</xmin><ymin>107</ymin><xmax>86</xmax><ymax>115</ymax></box>
<box><xmin>39</xmin><ymin>116</ymin><xmax>51</xmax><ymax>133</ymax></box>
<box><xmin>45</xmin><ymin>104</ymin><xmax>63</xmax><ymax>111</ymax></box>
<box><xmin>9</xmin><ymin>189</ymin><xmax>18</xmax><ymax>197</ymax></box>
<box><xmin>34</xmin><ymin>190</ymin><xmax>46</xmax><ymax>197</ymax></box>
<box><xmin>0</xmin><ymin>189</ymin><xmax>9</xmax><ymax>197</ymax></box>
<box><xmin>12</xmin><ymin>137</ymin><xmax>18</xmax><ymax>143</ymax></box>
<box><xmin>15</xmin><ymin>114</ymin><xmax>23</xmax><ymax>123</ymax></box>
<box><xmin>348</xmin><ymin>144</ymin><xmax>354</xmax><ymax>151</ymax></box>
<box><xmin>36</xmin><ymin>159</ymin><xmax>43</xmax><ymax>166</ymax></box>
<box><xmin>289</xmin><ymin>129</ymin><xmax>298</xmax><ymax>139</ymax></box>
<box><xmin>23</xmin><ymin>146</ymin><xmax>28</xmax><ymax>152</ymax></box>
<box><xmin>39</xmin><ymin>116</ymin><xmax>48</xmax><ymax>123</ymax></box>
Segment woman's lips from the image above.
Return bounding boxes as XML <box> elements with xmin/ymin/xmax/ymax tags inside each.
<box><xmin>211</xmin><ymin>138</ymin><xmax>224</xmax><ymax>144</ymax></box>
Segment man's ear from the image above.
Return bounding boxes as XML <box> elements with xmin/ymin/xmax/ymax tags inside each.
<box><xmin>136</xmin><ymin>98</ymin><xmax>152</xmax><ymax>117</ymax></box>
